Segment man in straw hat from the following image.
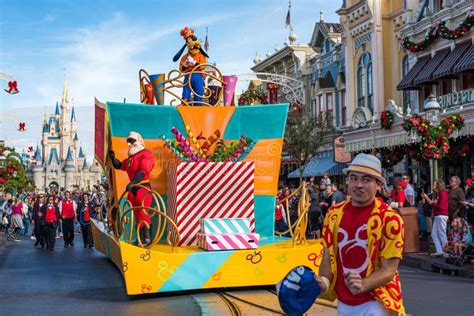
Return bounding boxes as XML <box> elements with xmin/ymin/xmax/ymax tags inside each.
<box><xmin>109</xmin><ymin>131</ymin><xmax>155</xmax><ymax>246</ymax></box>
<box><xmin>314</xmin><ymin>153</ymin><xmax>405</xmax><ymax>315</ymax></box>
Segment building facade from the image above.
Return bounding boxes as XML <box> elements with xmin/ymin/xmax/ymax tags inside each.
<box><xmin>26</xmin><ymin>78</ymin><xmax>101</xmax><ymax>192</ymax></box>
<box><xmin>339</xmin><ymin>0</ymin><xmax>473</xmax><ymax>186</ymax></box>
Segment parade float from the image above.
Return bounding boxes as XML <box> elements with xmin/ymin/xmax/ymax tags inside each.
<box><xmin>91</xmin><ymin>27</ymin><xmax>323</xmax><ymax>295</ymax></box>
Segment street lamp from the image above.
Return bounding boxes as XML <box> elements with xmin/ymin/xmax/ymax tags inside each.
<box><xmin>423</xmin><ymin>94</ymin><xmax>441</xmax><ymax>186</ymax></box>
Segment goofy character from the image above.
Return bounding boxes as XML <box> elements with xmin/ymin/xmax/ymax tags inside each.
<box><xmin>109</xmin><ymin>131</ymin><xmax>155</xmax><ymax>246</ymax></box>
<box><xmin>173</xmin><ymin>27</ymin><xmax>209</xmax><ymax>104</ymax></box>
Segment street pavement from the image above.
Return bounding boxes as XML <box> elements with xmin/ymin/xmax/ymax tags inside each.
<box><xmin>1</xmin><ymin>234</ymin><xmax>473</xmax><ymax>316</ymax></box>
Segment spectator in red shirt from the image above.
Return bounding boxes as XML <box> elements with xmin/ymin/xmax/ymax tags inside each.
<box><xmin>391</xmin><ymin>181</ymin><xmax>406</xmax><ymax>208</ymax></box>
<box><xmin>422</xmin><ymin>179</ymin><xmax>449</xmax><ymax>257</ymax></box>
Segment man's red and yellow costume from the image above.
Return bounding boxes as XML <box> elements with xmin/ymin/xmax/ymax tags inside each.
<box><xmin>321</xmin><ymin>198</ymin><xmax>406</xmax><ymax>314</ymax></box>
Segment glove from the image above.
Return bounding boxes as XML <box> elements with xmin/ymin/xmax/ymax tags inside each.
<box><xmin>186</xmin><ymin>56</ymin><xmax>196</xmax><ymax>66</ymax></box>
<box><xmin>126</xmin><ymin>183</ymin><xmax>139</xmax><ymax>195</ymax></box>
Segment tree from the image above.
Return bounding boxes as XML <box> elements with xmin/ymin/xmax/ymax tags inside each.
<box><xmin>284</xmin><ymin>107</ymin><xmax>334</xmax><ymax>184</ymax></box>
<box><xmin>0</xmin><ymin>150</ymin><xmax>34</xmax><ymax>195</ymax></box>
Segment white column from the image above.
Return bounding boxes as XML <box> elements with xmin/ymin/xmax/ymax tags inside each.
<box><xmin>371</xmin><ymin>0</ymin><xmax>384</xmax><ymax>115</ymax></box>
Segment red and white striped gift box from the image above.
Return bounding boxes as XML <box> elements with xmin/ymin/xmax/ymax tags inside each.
<box><xmin>197</xmin><ymin>232</ymin><xmax>260</xmax><ymax>251</ymax></box>
<box><xmin>167</xmin><ymin>162</ymin><xmax>255</xmax><ymax>246</ymax></box>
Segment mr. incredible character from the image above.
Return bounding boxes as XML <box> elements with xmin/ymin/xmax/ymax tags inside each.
<box><xmin>109</xmin><ymin>131</ymin><xmax>155</xmax><ymax>246</ymax></box>
<box><xmin>172</xmin><ymin>27</ymin><xmax>209</xmax><ymax>104</ymax></box>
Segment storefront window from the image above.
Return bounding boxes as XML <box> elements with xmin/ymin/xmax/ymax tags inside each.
<box><xmin>341</xmin><ymin>90</ymin><xmax>346</xmax><ymax>126</ymax></box>
<box><xmin>327</xmin><ymin>93</ymin><xmax>333</xmax><ymax>111</ymax></box>
<box><xmin>461</xmin><ymin>73</ymin><xmax>474</xmax><ymax>90</ymax></box>
<box><xmin>357</xmin><ymin>52</ymin><xmax>372</xmax><ymax>112</ymax></box>
<box><xmin>319</xmin><ymin>95</ymin><xmax>324</xmax><ymax>113</ymax></box>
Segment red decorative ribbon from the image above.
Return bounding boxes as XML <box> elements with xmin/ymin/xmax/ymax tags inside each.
<box><xmin>5</xmin><ymin>81</ymin><xmax>19</xmax><ymax>94</ymax></box>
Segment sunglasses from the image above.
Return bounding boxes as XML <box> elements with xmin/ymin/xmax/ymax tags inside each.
<box><xmin>126</xmin><ymin>138</ymin><xmax>137</xmax><ymax>144</ymax></box>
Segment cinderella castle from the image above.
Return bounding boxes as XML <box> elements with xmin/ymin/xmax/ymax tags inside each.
<box><xmin>26</xmin><ymin>77</ymin><xmax>101</xmax><ymax>192</ymax></box>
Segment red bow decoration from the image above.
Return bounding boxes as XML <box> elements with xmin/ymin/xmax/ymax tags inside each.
<box><xmin>18</xmin><ymin>122</ymin><xmax>26</xmax><ymax>131</ymax></box>
<box><xmin>28</xmin><ymin>146</ymin><xmax>33</xmax><ymax>152</ymax></box>
<box><xmin>5</xmin><ymin>81</ymin><xmax>19</xmax><ymax>94</ymax></box>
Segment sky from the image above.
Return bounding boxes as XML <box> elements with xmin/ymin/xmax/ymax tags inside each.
<box><xmin>0</xmin><ymin>0</ymin><xmax>341</xmax><ymax>161</ymax></box>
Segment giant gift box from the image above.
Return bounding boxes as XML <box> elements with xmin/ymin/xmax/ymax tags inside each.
<box><xmin>197</xmin><ymin>232</ymin><xmax>259</xmax><ymax>251</ymax></box>
<box><xmin>167</xmin><ymin>161</ymin><xmax>255</xmax><ymax>246</ymax></box>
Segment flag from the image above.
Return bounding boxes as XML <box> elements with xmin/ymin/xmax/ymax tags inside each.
<box><xmin>204</xmin><ymin>27</ymin><xmax>209</xmax><ymax>51</ymax></box>
<box><xmin>285</xmin><ymin>7</ymin><xmax>291</xmax><ymax>28</ymax></box>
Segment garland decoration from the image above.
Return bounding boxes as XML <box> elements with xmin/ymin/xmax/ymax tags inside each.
<box><xmin>160</xmin><ymin>127</ymin><xmax>254</xmax><ymax>162</ymax></box>
<box><xmin>401</xmin><ymin>11</ymin><xmax>474</xmax><ymax>53</ymax></box>
<box><xmin>380</xmin><ymin>110</ymin><xmax>394</xmax><ymax>130</ymax></box>
<box><xmin>238</xmin><ymin>84</ymin><xmax>268</xmax><ymax>105</ymax></box>
<box><xmin>403</xmin><ymin>114</ymin><xmax>464</xmax><ymax>159</ymax></box>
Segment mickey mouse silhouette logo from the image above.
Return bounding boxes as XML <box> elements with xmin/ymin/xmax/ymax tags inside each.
<box><xmin>140</xmin><ymin>250</ymin><xmax>151</xmax><ymax>261</ymax></box>
<box><xmin>212</xmin><ymin>271</ymin><xmax>222</xmax><ymax>281</ymax></box>
<box><xmin>141</xmin><ymin>284</ymin><xmax>152</xmax><ymax>294</ymax></box>
<box><xmin>157</xmin><ymin>261</ymin><xmax>177</xmax><ymax>282</ymax></box>
<box><xmin>122</xmin><ymin>262</ymin><xmax>129</xmax><ymax>272</ymax></box>
<box><xmin>276</xmin><ymin>253</ymin><xmax>287</xmax><ymax>263</ymax></box>
<box><xmin>246</xmin><ymin>251</ymin><xmax>262</xmax><ymax>264</ymax></box>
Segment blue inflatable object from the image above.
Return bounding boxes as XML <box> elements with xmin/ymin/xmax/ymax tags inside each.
<box><xmin>277</xmin><ymin>266</ymin><xmax>321</xmax><ymax>316</ymax></box>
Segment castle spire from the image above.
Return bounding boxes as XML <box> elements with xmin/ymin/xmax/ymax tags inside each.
<box><xmin>62</xmin><ymin>69</ymin><xmax>69</xmax><ymax>103</ymax></box>
<box><xmin>71</xmin><ymin>106</ymin><xmax>76</xmax><ymax>122</ymax></box>
<box><xmin>55</xmin><ymin>102</ymin><xmax>60</xmax><ymax>115</ymax></box>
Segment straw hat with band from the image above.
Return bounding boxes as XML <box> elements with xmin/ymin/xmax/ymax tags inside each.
<box><xmin>343</xmin><ymin>153</ymin><xmax>385</xmax><ymax>183</ymax></box>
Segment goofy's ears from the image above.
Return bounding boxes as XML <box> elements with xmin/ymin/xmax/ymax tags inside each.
<box><xmin>173</xmin><ymin>44</ymin><xmax>187</xmax><ymax>62</ymax></box>
<box><xmin>199</xmin><ymin>47</ymin><xmax>209</xmax><ymax>58</ymax></box>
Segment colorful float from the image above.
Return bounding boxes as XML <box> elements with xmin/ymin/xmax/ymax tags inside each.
<box><xmin>91</xmin><ymin>27</ymin><xmax>323</xmax><ymax>295</ymax></box>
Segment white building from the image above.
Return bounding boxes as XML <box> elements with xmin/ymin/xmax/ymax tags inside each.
<box><xmin>26</xmin><ymin>78</ymin><xmax>101</xmax><ymax>192</ymax></box>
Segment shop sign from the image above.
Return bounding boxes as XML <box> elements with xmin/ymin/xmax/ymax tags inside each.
<box><xmin>437</xmin><ymin>88</ymin><xmax>473</xmax><ymax>109</ymax></box>
<box><xmin>333</xmin><ymin>136</ymin><xmax>352</xmax><ymax>163</ymax></box>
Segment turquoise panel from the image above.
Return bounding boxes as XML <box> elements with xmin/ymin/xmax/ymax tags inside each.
<box><xmin>158</xmin><ymin>251</ymin><xmax>234</xmax><ymax>292</ymax></box>
<box><xmin>107</xmin><ymin>102</ymin><xmax>185</xmax><ymax>139</ymax></box>
<box><xmin>224</xmin><ymin>104</ymin><xmax>289</xmax><ymax>141</ymax></box>
<box><xmin>254</xmin><ymin>195</ymin><xmax>276</xmax><ymax>238</ymax></box>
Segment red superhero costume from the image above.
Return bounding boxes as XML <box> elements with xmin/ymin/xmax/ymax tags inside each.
<box><xmin>120</xmin><ymin>149</ymin><xmax>155</xmax><ymax>225</ymax></box>
<box><xmin>109</xmin><ymin>131</ymin><xmax>155</xmax><ymax>245</ymax></box>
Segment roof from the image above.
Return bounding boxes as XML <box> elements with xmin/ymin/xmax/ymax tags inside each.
<box><xmin>397</xmin><ymin>55</ymin><xmax>431</xmax><ymax>90</ymax></box>
<box><xmin>74</xmin><ymin>133</ymin><xmax>79</xmax><ymax>141</ymax></box>
<box><xmin>454</xmin><ymin>44</ymin><xmax>474</xmax><ymax>74</ymax></box>
<box><xmin>433</xmin><ymin>41</ymin><xmax>471</xmax><ymax>79</ymax></box>
<box><xmin>413</xmin><ymin>48</ymin><xmax>450</xmax><ymax>85</ymax></box>
<box><xmin>34</xmin><ymin>145</ymin><xmax>42</xmax><ymax>161</ymax></box>
<box><xmin>71</xmin><ymin>106</ymin><xmax>76</xmax><ymax>122</ymax></box>
<box><xmin>82</xmin><ymin>159</ymin><xmax>88</xmax><ymax>170</ymax></box>
<box><xmin>48</xmin><ymin>148</ymin><xmax>60</xmax><ymax>165</ymax></box>
<box><xmin>48</xmin><ymin>117</ymin><xmax>60</xmax><ymax>133</ymax></box>
<box><xmin>55</xmin><ymin>102</ymin><xmax>61</xmax><ymax>115</ymax></box>
<box><xmin>319</xmin><ymin>71</ymin><xmax>335</xmax><ymax>89</ymax></box>
<box><xmin>78</xmin><ymin>147</ymin><xmax>85</xmax><ymax>158</ymax></box>
<box><xmin>66</xmin><ymin>147</ymin><xmax>74</xmax><ymax>161</ymax></box>
<box><xmin>42</xmin><ymin>122</ymin><xmax>49</xmax><ymax>133</ymax></box>
<box><xmin>288</xmin><ymin>151</ymin><xmax>347</xmax><ymax>178</ymax></box>
<box><xmin>309</xmin><ymin>22</ymin><xmax>343</xmax><ymax>48</ymax></box>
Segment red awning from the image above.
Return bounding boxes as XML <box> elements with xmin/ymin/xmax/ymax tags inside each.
<box><xmin>454</xmin><ymin>44</ymin><xmax>474</xmax><ymax>74</ymax></box>
<box><xmin>397</xmin><ymin>55</ymin><xmax>430</xmax><ymax>91</ymax></box>
<box><xmin>433</xmin><ymin>41</ymin><xmax>471</xmax><ymax>79</ymax></box>
<box><xmin>413</xmin><ymin>48</ymin><xmax>450</xmax><ymax>86</ymax></box>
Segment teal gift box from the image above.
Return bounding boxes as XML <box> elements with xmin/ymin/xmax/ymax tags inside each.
<box><xmin>200</xmin><ymin>218</ymin><xmax>251</xmax><ymax>235</ymax></box>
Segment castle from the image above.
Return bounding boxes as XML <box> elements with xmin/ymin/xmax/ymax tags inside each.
<box><xmin>26</xmin><ymin>78</ymin><xmax>101</xmax><ymax>192</ymax></box>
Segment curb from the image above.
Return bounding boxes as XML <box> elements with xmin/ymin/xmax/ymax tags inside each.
<box><xmin>401</xmin><ymin>253</ymin><xmax>474</xmax><ymax>279</ymax></box>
